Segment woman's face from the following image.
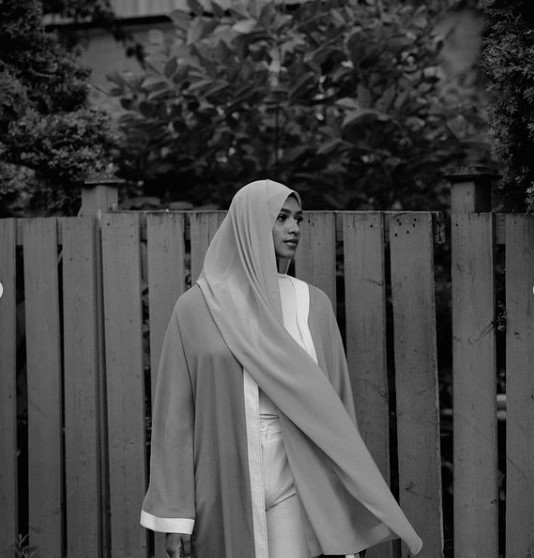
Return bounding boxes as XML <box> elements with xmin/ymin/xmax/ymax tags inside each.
<box><xmin>272</xmin><ymin>195</ymin><xmax>303</xmax><ymax>259</ymax></box>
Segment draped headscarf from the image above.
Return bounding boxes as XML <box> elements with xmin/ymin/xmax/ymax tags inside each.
<box><xmin>197</xmin><ymin>179</ymin><xmax>422</xmax><ymax>555</ymax></box>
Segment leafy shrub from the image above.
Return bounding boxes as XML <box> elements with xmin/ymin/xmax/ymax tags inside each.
<box><xmin>0</xmin><ymin>0</ymin><xmax>117</xmax><ymax>216</ymax></box>
<box><xmin>481</xmin><ymin>0</ymin><xmax>534</xmax><ymax>211</ymax></box>
<box><xmin>110</xmin><ymin>0</ymin><xmax>486</xmax><ymax>210</ymax></box>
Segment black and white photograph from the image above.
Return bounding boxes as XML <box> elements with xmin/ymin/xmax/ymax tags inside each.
<box><xmin>1</xmin><ymin>0</ymin><xmax>532</xmax><ymax>557</ymax></box>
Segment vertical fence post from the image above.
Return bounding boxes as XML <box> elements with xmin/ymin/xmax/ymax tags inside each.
<box><xmin>449</xmin><ymin>167</ymin><xmax>500</xmax><ymax>558</ymax></box>
<box><xmin>447</xmin><ymin>166</ymin><xmax>500</xmax><ymax>214</ymax></box>
<box><xmin>79</xmin><ymin>173</ymin><xmax>122</xmax><ymax>557</ymax></box>
<box><xmin>80</xmin><ymin>173</ymin><xmax>122</xmax><ymax>217</ymax></box>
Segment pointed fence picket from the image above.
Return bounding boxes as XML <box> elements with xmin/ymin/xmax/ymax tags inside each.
<box><xmin>1</xmin><ymin>200</ymin><xmax>533</xmax><ymax>558</ymax></box>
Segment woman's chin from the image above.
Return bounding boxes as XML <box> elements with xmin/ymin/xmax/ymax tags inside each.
<box><xmin>279</xmin><ymin>249</ymin><xmax>296</xmax><ymax>259</ymax></box>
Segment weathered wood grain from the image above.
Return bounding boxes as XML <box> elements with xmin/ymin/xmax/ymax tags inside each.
<box><xmin>0</xmin><ymin>219</ymin><xmax>18</xmax><ymax>556</ymax></box>
<box><xmin>505</xmin><ymin>214</ymin><xmax>534</xmax><ymax>558</ymax></box>
<box><xmin>62</xmin><ymin>217</ymin><xmax>102</xmax><ymax>556</ymax></box>
<box><xmin>23</xmin><ymin>218</ymin><xmax>63</xmax><ymax>557</ymax></box>
<box><xmin>294</xmin><ymin>211</ymin><xmax>337</xmax><ymax>308</ymax></box>
<box><xmin>389</xmin><ymin>213</ymin><xmax>443</xmax><ymax>558</ymax></box>
<box><xmin>451</xmin><ymin>213</ymin><xmax>498</xmax><ymax>558</ymax></box>
<box><xmin>101</xmin><ymin>213</ymin><xmax>148</xmax><ymax>557</ymax></box>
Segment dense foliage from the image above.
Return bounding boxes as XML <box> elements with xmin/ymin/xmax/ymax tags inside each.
<box><xmin>481</xmin><ymin>0</ymin><xmax>534</xmax><ymax>211</ymax></box>
<box><xmin>42</xmin><ymin>0</ymin><xmax>114</xmax><ymax>21</ymax></box>
<box><xmin>110</xmin><ymin>0</ymin><xmax>485</xmax><ymax>210</ymax></box>
<box><xmin>0</xmin><ymin>0</ymin><xmax>117</xmax><ymax>216</ymax></box>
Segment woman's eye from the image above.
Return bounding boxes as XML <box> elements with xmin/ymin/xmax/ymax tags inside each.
<box><xmin>296</xmin><ymin>216</ymin><xmax>304</xmax><ymax>224</ymax></box>
<box><xmin>277</xmin><ymin>214</ymin><xmax>287</xmax><ymax>222</ymax></box>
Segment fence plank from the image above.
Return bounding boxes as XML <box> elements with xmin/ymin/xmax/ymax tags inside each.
<box><xmin>146</xmin><ymin>213</ymin><xmax>186</xmax><ymax>557</ymax></box>
<box><xmin>294</xmin><ymin>211</ymin><xmax>336</xmax><ymax>307</ymax></box>
<box><xmin>22</xmin><ymin>218</ymin><xmax>63</xmax><ymax>557</ymax></box>
<box><xmin>190</xmin><ymin>212</ymin><xmax>226</xmax><ymax>283</ymax></box>
<box><xmin>389</xmin><ymin>213</ymin><xmax>443</xmax><ymax>558</ymax></box>
<box><xmin>146</xmin><ymin>213</ymin><xmax>186</xmax><ymax>403</ymax></box>
<box><xmin>505</xmin><ymin>214</ymin><xmax>534</xmax><ymax>558</ymax></box>
<box><xmin>343</xmin><ymin>213</ymin><xmax>392</xmax><ymax>558</ymax></box>
<box><xmin>451</xmin><ymin>213</ymin><xmax>498</xmax><ymax>558</ymax></box>
<box><xmin>62</xmin><ymin>218</ymin><xmax>101</xmax><ymax>557</ymax></box>
<box><xmin>101</xmin><ymin>213</ymin><xmax>147</xmax><ymax>557</ymax></box>
<box><xmin>342</xmin><ymin>214</ymin><xmax>389</xmax><ymax>473</ymax></box>
<box><xmin>0</xmin><ymin>219</ymin><xmax>18</xmax><ymax>556</ymax></box>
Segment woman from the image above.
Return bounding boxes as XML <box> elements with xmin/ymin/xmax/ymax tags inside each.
<box><xmin>141</xmin><ymin>180</ymin><xmax>423</xmax><ymax>558</ymax></box>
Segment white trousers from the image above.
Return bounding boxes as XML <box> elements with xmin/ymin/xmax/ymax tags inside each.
<box><xmin>260</xmin><ymin>415</ymin><xmax>358</xmax><ymax>558</ymax></box>
<box><xmin>261</xmin><ymin>416</ymin><xmax>308</xmax><ymax>558</ymax></box>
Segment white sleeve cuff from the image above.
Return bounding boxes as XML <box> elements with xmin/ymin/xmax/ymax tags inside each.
<box><xmin>140</xmin><ymin>510</ymin><xmax>195</xmax><ymax>534</ymax></box>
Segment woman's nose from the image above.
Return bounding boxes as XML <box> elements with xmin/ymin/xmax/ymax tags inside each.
<box><xmin>288</xmin><ymin>219</ymin><xmax>300</xmax><ymax>234</ymax></box>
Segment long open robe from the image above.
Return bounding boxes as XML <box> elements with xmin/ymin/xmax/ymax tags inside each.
<box><xmin>141</xmin><ymin>180</ymin><xmax>423</xmax><ymax>557</ymax></box>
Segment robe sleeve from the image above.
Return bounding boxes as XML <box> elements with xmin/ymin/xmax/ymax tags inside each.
<box><xmin>140</xmin><ymin>305</ymin><xmax>196</xmax><ymax>534</ymax></box>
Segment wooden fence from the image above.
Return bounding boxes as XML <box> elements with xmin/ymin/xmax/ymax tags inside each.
<box><xmin>0</xmin><ymin>179</ymin><xmax>533</xmax><ymax>558</ymax></box>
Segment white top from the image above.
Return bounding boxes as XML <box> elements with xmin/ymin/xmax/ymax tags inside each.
<box><xmin>258</xmin><ymin>276</ymin><xmax>355</xmax><ymax>558</ymax></box>
<box><xmin>259</xmin><ymin>274</ymin><xmax>318</xmax><ymax>416</ymax></box>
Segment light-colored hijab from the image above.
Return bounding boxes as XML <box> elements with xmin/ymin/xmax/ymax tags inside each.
<box><xmin>197</xmin><ymin>179</ymin><xmax>422</xmax><ymax>555</ymax></box>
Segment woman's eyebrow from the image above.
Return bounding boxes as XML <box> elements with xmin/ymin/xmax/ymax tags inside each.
<box><xmin>279</xmin><ymin>208</ymin><xmax>303</xmax><ymax>216</ymax></box>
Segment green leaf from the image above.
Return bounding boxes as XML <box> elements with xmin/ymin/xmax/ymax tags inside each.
<box><xmin>228</xmin><ymin>0</ymin><xmax>250</xmax><ymax>19</ymax></box>
<box><xmin>289</xmin><ymin>72</ymin><xmax>316</xmax><ymax>98</ymax></box>
<box><xmin>329</xmin><ymin>9</ymin><xmax>346</xmax><ymax>28</ymax></box>
<box><xmin>280</xmin><ymin>145</ymin><xmax>309</xmax><ymax>163</ymax></box>
<box><xmin>356</xmin><ymin>84</ymin><xmax>372</xmax><ymax>108</ymax></box>
<box><xmin>141</xmin><ymin>75</ymin><xmax>170</xmax><ymax>89</ymax></box>
<box><xmin>317</xmin><ymin>138</ymin><xmax>343</xmax><ymax>155</ymax></box>
<box><xmin>271</xmin><ymin>14</ymin><xmax>292</xmax><ymax>33</ymax></box>
<box><xmin>210</xmin><ymin>0</ymin><xmax>226</xmax><ymax>18</ymax></box>
<box><xmin>187</xmin><ymin>0</ymin><xmax>204</xmax><ymax>16</ymax></box>
<box><xmin>169</xmin><ymin>9</ymin><xmax>192</xmax><ymax>32</ymax></box>
<box><xmin>187</xmin><ymin>18</ymin><xmax>214</xmax><ymax>45</ymax></box>
<box><xmin>149</xmin><ymin>29</ymin><xmax>165</xmax><ymax>46</ymax></box>
<box><xmin>164</xmin><ymin>58</ymin><xmax>179</xmax><ymax>79</ymax></box>
<box><xmin>216</xmin><ymin>40</ymin><xmax>234</xmax><ymax>63</ymax></box>
<box><xmin>342</xmin><ymin>109</ymin><xmax>388</xmax><ymax>128</ymax></box>
<box><xmin>187</xmin><ymin>78</ymin><xmax>215</xmax><ymax>92</ymax></box>
<box><xmin>147</xmin><ymin>87</ymin><xmax>174</xmax><ymax>101</ymax></box>
<box><xmin>335</xmin><ymin>98</ymin><xmax>359</xmax><ymax>110</ymax></box>
<box><xmin>232</xmin><ymin>19</ymin><xmax>257</xmax><ymax>34</ymax></box>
